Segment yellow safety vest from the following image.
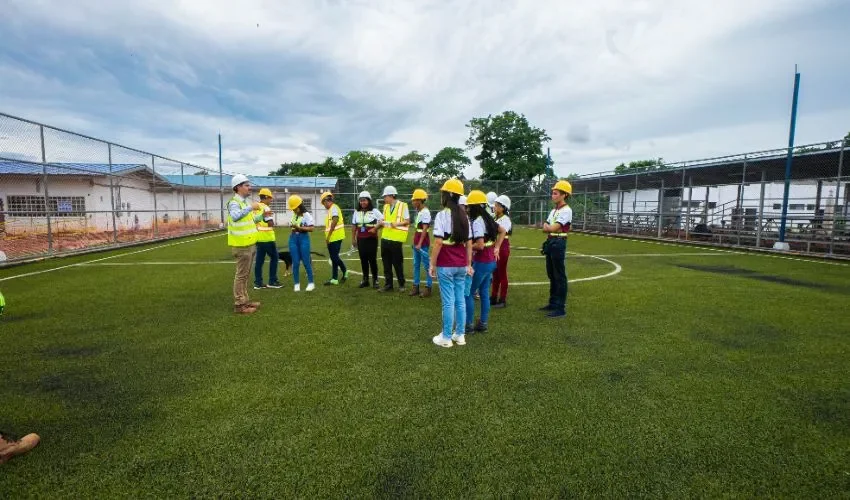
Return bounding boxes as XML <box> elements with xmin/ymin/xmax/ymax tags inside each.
<box><xmin>324</xmin><ymin>203</ymin><xmax>346</xmax><ymax>243</ymax></box>
<box><xmin>382</xmin><ymin>201</ymin><xmax>409</xmax><ymax>243</ymax></box>
<box><xmin>227</xmin><ymin>196</ymin><xmax>258</xmax><ymax>247</ymax></box>
<box><xmin>255</xmin><ymin>202</ymin><xmax>275</xmax><ymax>243</ymax></box>
<box><xmin>547</xmin><ymin>205</ymin><xmax>571</xmax><ymax>237</ymax></box>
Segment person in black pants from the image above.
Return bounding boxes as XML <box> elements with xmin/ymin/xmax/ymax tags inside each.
<box><xmin>541</xmin><ymin>180</ymin><xmax>573</xmax><ymax>318</ymax></box>
<box><xmin>378</xmin><ymin>185</ymin><xmax>410</xmax><ymax>292</ymax></box>
<box><xmin>351</xmin><ymin>191</ymin><xmax>383</xmax><ymax>288</ymax></box>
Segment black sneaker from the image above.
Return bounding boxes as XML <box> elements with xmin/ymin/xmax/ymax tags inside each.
<box><xmin>474</xmin><ymin>322</ymin><xmax>488</xmax><ymax>333</ymax></box>
<box><xmin>378</xmin><ymin>285</ymin><xmax>394</xmax><ymax>293</ymax></box>
<box><xmin>491</xmin><ymin>300</ymin><xmax>506</xmax><ymax>309</ymax></box>
<box><xmin>267</xmin><ymin>283</ymin><xmax>283</xmax><ymax>289</ymax></box>
<box><xmin>546</xmin><ymin>310</ymin><xmax>566</xmax><ymax>319</ymax></box>
<box><xmin>539</xmin><ymin>304</ymin><xmax>555</xmax><ymax>312</ymax></box>
<box><xmin>464</xmin><ymin>323</ymin><xmax>475</xmax><ymax>335</ymax></box>
<box><xmin>373</xmin><ymin>280</ymin><xmax>380</xmax><ymax>289</ymax></box>
<box><xmin>358</xmin><ymin>281</ymin><xmax>370</xmax><ymax>288</ymax></box>
<box><xmin>253</xmin><ymin>284</ymin><xmax>267</xmax><ymax>290</ymax></box>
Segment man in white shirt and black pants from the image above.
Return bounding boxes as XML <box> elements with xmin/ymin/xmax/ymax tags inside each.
<box><xmin>540</xmin><ymin>180</ymin><xmax>573</xmax><ymax>319</ymax></box>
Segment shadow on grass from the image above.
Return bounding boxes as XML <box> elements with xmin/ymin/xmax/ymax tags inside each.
<box><xmin>675</xmin><ymin>264</ymin><xmax>848</xmax><ymax>293</ymax></box>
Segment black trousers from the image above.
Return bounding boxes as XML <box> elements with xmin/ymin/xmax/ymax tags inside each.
<box><xmin>545</xmin><ymin>238</ymin><xmax>567</xmax><ymax>312</ymax></box>
<box><xmin>381</xmin><ymin>239</ymin><xmax>405</xmax><ymax>287</ymax></box>
<box><xmin>358</xmin><ymin>238</ymin><xmax>379</xmax><ymax>282</ymax></box>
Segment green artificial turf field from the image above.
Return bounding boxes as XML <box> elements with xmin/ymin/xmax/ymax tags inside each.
<box><xmin>2</xmin><ymin>228</ymin><xmax>849</xmax><ymax>497</ymax></box>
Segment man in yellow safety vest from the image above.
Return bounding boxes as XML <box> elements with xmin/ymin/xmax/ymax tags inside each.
<box><xmin>227</xmin><ymin>174</ymin><xmax>263</xmax><ymax>314</ymax></box>
<box><xmin>320</xmin><ymin>191</ymin><xmax>349</xmax><ymax>285</ymax></box>
<box><xmin>253</xmin><ymin>187</ymin><xmax>281</xmax><ymax>289</ymax></box>
<box><xmin>378</xmin><ymin>185</ymin><xmax>410</xmax><ymax>292</ymax></box>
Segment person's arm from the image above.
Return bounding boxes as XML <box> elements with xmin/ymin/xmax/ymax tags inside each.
<box><xmin>472</xmin><ymin>237</ymin><xmax>485</xmax><ymax>252</ymax></box>
<box><xmin>326</xmin><ymin>216</ymin><xmax>339</xmax><ymax>243</ymax></box>
<box><xmin>465</xmin><ymin>240</ymin><xmax>474</xmax><ymax>276</ymax></box>
<box><xmin>229</xmin><ymin>199</ymin><xmax>259</xmax><ymax>222</ymax></box>
<box><xmin>429</xmin><ymin>238</ymin><xmax>441</xmax><ymax>279</ymax></box>
<box><xmin>416</xmin><ymin>222</ymin><xmax>430</xmax><ymax>250</ymax></box>
<box><xmin>493</xmin><ymin>225</ymin><xmax>506</xmax><ymax>260</ymax></box>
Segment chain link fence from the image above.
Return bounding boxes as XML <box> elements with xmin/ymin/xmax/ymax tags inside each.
<box><xmin>570</xmin><ymin>140</ymin><xmax>849</xmax><ymax>256</ymax></box>
<box><xmin>0</xmin><ymin>113</ymin><xmax>231</xmax><ymax>263</ymax></box>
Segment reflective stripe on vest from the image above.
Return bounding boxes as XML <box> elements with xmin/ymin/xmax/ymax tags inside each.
<box><xmin>255</xmin><ymin>202</ymin><xmax>275</xmax><ymax>242</ymax></box>
<box><xmin>227</xmin><ymin>197</ymin><xmax>258</xmax><ymax>247</ymax></box>
<box><xmin>382</xmin><ymin>201</ymin><xmax>409</xmax><ymax>242</ymax></box>
<box><xmin>324</xmin><ymin>203</ymin><xmax>346</xmax><ymax>243</ymax></box>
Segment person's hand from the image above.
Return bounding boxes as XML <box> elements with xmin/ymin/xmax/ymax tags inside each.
<box><xmin>415</xmin><ymin>244</ymin><xmax>422</xmax><ymax>251</ymax></box>
<box><xmin>466</xmin><ymin>265</ymin><xmax>474</xmax><ymax>276</ymax></box>
<box><xmin>352</xmin><ymin>240</ymin><xmax>358</xmax><ymax>249</ymax></box>
<box><xmin>494</xmin><ymin>248</ymin><xmax>500</xmax><ymax>261</ymax></box>
<box><xmin>251</xmin><ymin>202</ymin><xmax>261</xmax><ymax>210</ymax></box>
<box><xmin>429</xmin><ymin>266</ymin><xmax>437</xmax><ymax>279</ymax></box>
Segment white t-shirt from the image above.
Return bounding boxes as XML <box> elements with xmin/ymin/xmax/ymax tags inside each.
<box><xmin>293</xmin><ymin>212</ymin><xmax>314</xmax><ymax>227</ymax></box>
<box><xmin>471</xmin><ymin>217</ymin><xmax>486</xmax><ymax>241</ymax></box>
<box><xmin>415</xmin><ymin>207</ymin><xmax>432</xmax><ymax>226</ymax></box>
<box><xmin>352</xmin><ymin>209</ymin><xmax>384</xmax><ymax>225</ymax></box>
<box><xmin>433</xmin><ymin>209</ymin><xmax>472</xmax><ymax>240</ymax></box>
<box><xmin>328</xmin><ymin>205</ymin><xmax>341</xmax><ymax>219</ymax></box>
<box><xmin>496</xmin><ymin>215</ymin><xmax>512</xmax><ymax>234</ymax></box>
<box><xmin>547</xmin><ymin>205</ymin><xmax>572</xmax><ymax>227</ymax></box>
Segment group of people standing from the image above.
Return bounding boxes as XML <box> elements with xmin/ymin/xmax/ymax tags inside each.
<box><xmin>225</xmin><ymin>174</ymin><xmax>573</xmax><ymax>348</ymax></box>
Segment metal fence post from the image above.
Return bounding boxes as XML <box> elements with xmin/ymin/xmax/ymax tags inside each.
<box><xmin>738</xmin><ymin>158</ymin><xmax>747</xmax><ymax>246</ymax></box>
<box><xmin>203</xmin><ymin>172</ymin><xmax>209</xmax><ymax>229</ymax></box>
<box><xmin>686</xmin><ymin>177</ymin><xmax>693</xmax><ymax>240</ymax></box>
<box><xmin>219</xmin><ymin>133</ymin><xmax>224</xmax><ymax>226</ymax></box>
<box><xmin>633</xmin><ymin>173</ymin><xmax>638</xmax><ymax>234</ymax></box>
<box><xmin>180</xmin><ymin>163</ymin><xmax>187</xmax><ymax>231</ymax></box>
<box><xmin>831</xmin><ymin>141</ymin><xmax>845</xmax><ymax>255</ymax></box>
<box><xmin>756</xmin><ymin>170</ymin><xmax>766</xmax><ymax>248</ymax></box>
<box><xmin>657</xmin><ymin>178</ymin><xmax>665</xmax><ymax>239</ymax></box>
<box><xmin>39</xmin><ymin>125</ymin><xmax>53</xmax><ymax>254</ymax></box>
<box><xmin>582</xmin><ymin>187</ymin><xmax>588</xmax><ymax>230</ymax></box>
<box><xmin>615</xmin><ymin>182</ymin><xmax>621</xmax><ymax>234</ymax></box>
<box><xmin>152</xmin><ymin>155</ymin><xmax>159</xmax><ymax>237</ymax></box>
<box><xmin>679</xmin><ymin>167</ymin><xmax>686</xmax><ymax>240</ymax></box>
<box><xmin>108</xmin><ymin>143</ymin><xmax>118</xmax><ymax>243</ymax></box>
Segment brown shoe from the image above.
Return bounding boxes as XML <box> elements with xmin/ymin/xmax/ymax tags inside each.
<box><xmin>420</xmin><ymin>286</ymin><xmax>432</xmax><ymax>298</ymax></box>
<box><xmin>409</xmin><ymin>284</ymin><xmax>420</xmax><ymax>297</ymax></box>
<box><xmin>249</xmin><ymin>301</ymin><xmax>261</xmax><ymax>309</ymax></box>
<box><xmin>234</xmin><ymin>304</ymin><xmax>257</xmax><ymax>314</ymax></box>
<box><xmin>0</xmin><ymin>433</ymin><xmax>40</xmax><ymax>464</ymax></box>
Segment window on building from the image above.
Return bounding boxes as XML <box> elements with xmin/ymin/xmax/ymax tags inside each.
<box><xmin>789</xmin><ymin>204</ymin><xmax>805</xmax><ymax>210</ymax></box>
<box><xmin>708</xmin><ymin>202</ymin><xmax>717</xmax><ymax>209</ymax></box>
<box><xmin>7</xmin><ymin>195</ymin><xmax>86</xmax><ymax>217</ymax></box>
<box><xmin>806</xmin><ymin>204</ymin><xmax>815</xmax><ymax>211</ymax></box>
<box><xmin>773</xmin><ymin>204</ymin><xmax>782</xmax><ymax>210</ymax></box>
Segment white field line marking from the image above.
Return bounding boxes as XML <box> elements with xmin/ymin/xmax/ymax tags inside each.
<box><xmin>575</xmin><ymin>232</ymin><xmax>850</xmax><ymax>267</ymax></box>
<box><xmin>0</xmin><ymin>233</ymin><xmax>222</xmax><ymax>282</ymax></box>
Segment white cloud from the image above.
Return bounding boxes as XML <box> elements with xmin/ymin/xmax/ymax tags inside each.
<box><xmin>1</xmin><ymin>0</ymin><xmax>848</xmax><ymax>179</ymax></box>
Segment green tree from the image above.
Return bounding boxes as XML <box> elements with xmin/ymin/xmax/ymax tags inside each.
<box><xmin>381</xmin><ymin>150</ymin><xmax>427</xmax><ymax>178</ymax></box>
<box><xmin>424</xmin><ymin>147</ymin><xmax>471</xmax><ymax>181</ymax></box>
<box><xmin>613</xmin><ymin>157</ymin><xmax>665</xmax><ymax>175</ymax></box>
<box><xmin>844</xmin><ymin>131</ymin><xmax>850</xmax><ymax>146</ymax></box>
<box><xmin>465</xmin><ymin>111</ymin><xmax>552</xmax><ymax>181</ymax></box>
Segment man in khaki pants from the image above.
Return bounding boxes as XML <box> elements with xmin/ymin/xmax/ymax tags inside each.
<box><xmin>227</xmin><ymin>174</ymin><xmax>263</xmax><ymax>314</ymax></box>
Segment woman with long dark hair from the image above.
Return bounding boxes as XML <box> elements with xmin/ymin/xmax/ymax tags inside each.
<box><xmin>428</xmin><ymin>178</ymin><xmax>473</xmax><ymax>348</ymax></box>
<box><xmin>464</xmin><ymin>190</ymin><xmax>506</xmax><ymax>334</ymax></box>
<box><xmin>287</xmin><ymin>195</ymin><xmax>315</xmax><ymax>292</ymax></box>
<box><xmin>490</xmin><ymin>195</ymin><xmax>512</xmax><ymax>308</ymax></box>
<box><xmin>351</xmin><ymin>191</ymin><xmax>383</xmax><ymax>289</ymax></box>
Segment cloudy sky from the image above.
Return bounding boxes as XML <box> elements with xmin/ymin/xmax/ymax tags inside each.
<box><xmin>1</xmin><ymin>0</ymin><xmax>848</xmax><ymax>177</ymax></box>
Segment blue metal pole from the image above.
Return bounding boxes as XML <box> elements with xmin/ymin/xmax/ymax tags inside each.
<box><xmin>778</xmin><ymin>68</ymin><xmax>800</xmax><ymax>244</ymax></box>
<box><xmin>218</xmin><ymin>133</ymin><xmax>224</xmax><ymax>225</ymax></box>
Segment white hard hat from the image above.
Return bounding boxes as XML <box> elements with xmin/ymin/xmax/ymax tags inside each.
<box><xmin>358</xmin><ymin>191</ymin><xmax>371</xmax><ymax>199</ymax></box>
<box><xmin>458</xmin><ymin>195</ymin><xmax>467</xmax><ymax>206</ymax></box>
<box><xmin>231</xmin><ymin>174</ymin><xmax>250</xmax><ymax>189</ymax></box>
<box><xmin>382</xmin><ymin>185</ymin><xmax>398</xmax><ymax>197</ymax></box>
<box><xmin>495</xmin><ymin>194</ymin><xmax>511</xmax><ymax>210</ymax></box>
<box><xmin>486</xmin><ymin>192</ymin><xmax>497</xmax><ymax>205</ymax></box>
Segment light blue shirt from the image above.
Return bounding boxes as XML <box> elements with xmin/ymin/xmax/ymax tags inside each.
<box><xmin>228</xmin><ymin>194</ymin><xmax>262</xmax><ymax>223</ymax></box>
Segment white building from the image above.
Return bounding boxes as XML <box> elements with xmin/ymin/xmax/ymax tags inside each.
<box><xmin>0</xmin><ymin>161</ymin><xmax>338</xmax><ymax>238</ymax></box>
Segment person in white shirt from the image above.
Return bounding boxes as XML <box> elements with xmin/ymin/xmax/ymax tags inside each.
<box><xmin>351</xmin><ymin>191</ymin><xmax>384</xmax><ymax>289</ymax></box>
<box><xmin>490</xmin><ymin>195</ymin><xmax>512</xmax><ymax>308</ymax></box>
<box><xmin>287</xmin><ymin>195</ymin><xmax>316</xmax><ymax>292</ymax></box>
<box><xmin>409</xmin><ymin>188</ymin><xmax>433</xmax><ymax>298</ymax></box>
<box><xmin>540</xmin><ymin>180</ymin><xmax>573</xmax><ymax>318</ymax></box>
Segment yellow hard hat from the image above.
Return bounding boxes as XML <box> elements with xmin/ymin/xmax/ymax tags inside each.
<box><xmin>440</xmin><ymin>178</ymin><xmax>464</xmax><ymax>196</ymax></box>
<box><xmin>411</xmin><ymin>188</ymin><xmax>428</xmax><ymax>201</ymax></box>
<box><xmin>320</xmin><ymin>191</ymin><xmax>333</xmax><ymax>202</ymax></box>
<box><xmin>258</xmin><ymin>188</ymin><xmax>273</xmax><ymax>198</ymax></box>
<box><xmin>287</xmin><ymin>195</ymin><xmax>303</xmax><ymax>211</ymax></box>
<box><xmin>553</xmin><ymin>180</ymin><xmax>573</xmax><ymax>195</ymax></box>
<box><xmin>466</xmin><ymin>190</ymin><xmax>488</xmax><ymax>205</ymax></box>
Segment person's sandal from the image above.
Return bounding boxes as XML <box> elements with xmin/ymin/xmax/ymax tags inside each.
<box><xmin>0</xmin><ymin>432</ymin><xmax>40</xmax><ymax>464</ymax></box>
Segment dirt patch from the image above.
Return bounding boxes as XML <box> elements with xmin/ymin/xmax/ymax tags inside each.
<box><xmin>676</xmin><ymin>264</ymin><xmax>836</xmax><ymax>292</ymax></box>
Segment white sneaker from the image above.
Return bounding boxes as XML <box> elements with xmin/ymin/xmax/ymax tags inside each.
<box><xmin>293</xmin><ymin>284</ymin><xmax>301</xmax><ymax>292</ymax></box>
<box><xmin>451</xmin><ymin>333</ymin><xmax>466</xmax><ymax>346</ymax></box>
<box><xmin>305</xmin><ymin>283</ymin><xmax>315</xmax><ymax>292</ymax></box>
<box><xmin>432</xmin><ymin>335</ymin><xmax>453</xmax><ymax>348</ymax></box>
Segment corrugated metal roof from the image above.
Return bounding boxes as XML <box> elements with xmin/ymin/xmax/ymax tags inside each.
<box><xmin>0</xmin><ymin>161</ymin><xmax>337</xmax><ymax>189</ymax></box>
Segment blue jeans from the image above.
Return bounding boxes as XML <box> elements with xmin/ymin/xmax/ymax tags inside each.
<box><xmin>411</xmin><ymin>246</ymin><xmax>432</xmax><ymax>287</ymax></box>
<box><xmin>289</xmin><ymin>233</ymin><xmax>314</xmax><ymax>285</ymax></box>
<box><xmin>437</xmin><ymin>266</ymin><xmax>467</xmax><ymax>339</ymax></box>
<box><xmin>545</xmin><ymin>238</ymin><xmax>567</xmax><ymax>312</ymax></box>
<box><xmin>466</xmin><ymin>260</ymin><xmax>497</xmax><ymax>326</ymax></box>
<box><xmin>327</xmin><ymin>239</ymin><xmax>346</xmax><ymax>280</ymax></box>
<box><xmin>254</xmin><ymin>241</ymin><xmax>279</xmax><ymax>287</ymax></box>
